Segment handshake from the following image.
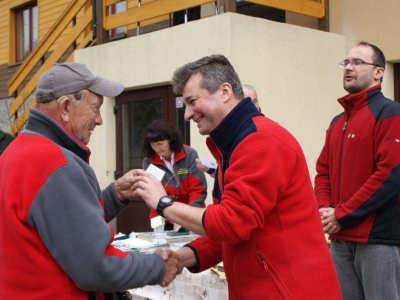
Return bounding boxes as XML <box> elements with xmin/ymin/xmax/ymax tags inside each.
<box><xmin>154</xmin><ymin>248</ymin><xmax>184</xmax><ymax>287</ymax></box>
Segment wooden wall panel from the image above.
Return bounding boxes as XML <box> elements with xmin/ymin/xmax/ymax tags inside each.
<box><xmin>0</xmin><ymin>64</ymin><xmax>17</xmax><ymax>98</ymax></box>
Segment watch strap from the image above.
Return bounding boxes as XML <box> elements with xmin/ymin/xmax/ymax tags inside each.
<box><xmin>156</xmin><ymin>195</ymin><xmax>174</xmax><ymax>218</ymax></box>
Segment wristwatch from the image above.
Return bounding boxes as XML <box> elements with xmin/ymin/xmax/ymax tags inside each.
<box><xmin>156</xmin><ymin>195</ymin><xmax>174</xmax><ymax>218</ymax></box>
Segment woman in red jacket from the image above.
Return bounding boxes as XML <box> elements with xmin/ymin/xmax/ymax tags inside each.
<box><xmin>141</xmin><ymin>119</ymin><xmax>207</xmax><ymax>230</ymax></box>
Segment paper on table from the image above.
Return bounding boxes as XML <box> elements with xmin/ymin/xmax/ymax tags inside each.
<box><xmin>199</xmin><ymin>156</ymin><xmax>217</xmax><ymax>169</ymax></box>
<box><xmin>112</xmin><ymin>237</ymin><xmax>155</xmax><ymax>251</ymax></box>
<box><xmin>146</xmin><ymin>164</ymin><xmax>165</xmax><ymax>181</ymax></box>
<box><xmin>151</xmin><ymin>216</ymin><xmax>165</xmax><ymax>229</ymax></box>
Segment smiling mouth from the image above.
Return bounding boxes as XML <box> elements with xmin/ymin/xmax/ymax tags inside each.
<box><xmin>195</xmin><ymin>116</ymin><xmax>203</xmax><ymax>124</ymax></box>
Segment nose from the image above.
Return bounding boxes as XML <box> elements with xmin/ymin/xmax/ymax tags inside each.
<box><xmin>95</xmin><ymin>114</ymin><xmax>103</xmax><ymax>126</ymax></box>
<box><xmin>184</xmin><ymin>106</ymin><xmax>194</xmax><ymax>121</ymax></box>
<box><xmin>151</xmin><ymin>143</ymin><xmax>160</xmax><ymax>151</ymax></box>
<box><xmin>344</xmin><ymin>63</ymin><xmax>354</xmax><ymax>71</ymax></box>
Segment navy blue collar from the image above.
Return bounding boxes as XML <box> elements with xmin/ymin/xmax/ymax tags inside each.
<box><xmin>209</xmin><ymin>97</ymin><xmax>262</xmax><ymax>153</ymax></box>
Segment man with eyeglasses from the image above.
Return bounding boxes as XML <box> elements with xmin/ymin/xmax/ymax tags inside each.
<box><xmin>315</xmin><ymin>41</ymin><xmax>400</xmax><ymax>299</ymax></box>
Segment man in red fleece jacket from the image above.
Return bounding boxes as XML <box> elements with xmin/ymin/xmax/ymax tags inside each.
<box><xmin>0</xmin><ymin>62</ymin><xmax>182</xmax><ymax>299</ymax></box>
<box><xmin>132</xmin><ymin>54</ymin><xmax>341</xmax><ymax>299</ymax></box>
<box><xmin>315</xmin><ymin>42</ymin><xmax>400</xmax><ymax>299</ymax></box>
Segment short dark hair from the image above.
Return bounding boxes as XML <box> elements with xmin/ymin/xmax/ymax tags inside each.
<box><xmin>358</xmin><ymin>41</ymin><xmax>386</xmax><ymax>69</ymax></box>
<box><xmin>141</xmin><ymin>119</ymin><xmax>183</xmax><ymax>158</ymax></box>
<box><xmin>171</xmin><ymin>54</ymin><xmax>244</xmax><ymax>99</ymax></box>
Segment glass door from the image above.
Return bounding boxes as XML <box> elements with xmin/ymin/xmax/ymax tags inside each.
<box><xmin>121</xmin><ymin>98</ymin><xmax>163</xmax><ymax>173</ymax></box>
<box><xmin>115</xmin><ymin>85</ymin><xmax>188</xmax><ymax>233</ymax></box>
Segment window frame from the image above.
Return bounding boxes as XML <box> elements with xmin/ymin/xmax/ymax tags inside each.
<box><xmin>108</xmin><ymin>1</ymin><xmax>127</xmax><ymax>40</ymax></box>
<box><xmin>10</xmin><ymin>2</ymin><xmax>38</xmax><ymax>64</ymax></box>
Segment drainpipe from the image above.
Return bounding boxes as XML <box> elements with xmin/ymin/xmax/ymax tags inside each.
<box><xmin>84</xmin><ymin>0</ymin><xmax>97</xmax><ymax>48</ymax></box>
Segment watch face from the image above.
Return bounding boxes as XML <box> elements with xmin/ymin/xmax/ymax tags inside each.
<box><xmin>161</xmin><ymin>197</ymin><xmax>172</xmax><ymax>203</ymax></box>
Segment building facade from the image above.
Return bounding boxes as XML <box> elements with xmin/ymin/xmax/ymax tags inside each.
<box><xmin>0</xmin><ymin>0</ymin><xmax>399</xmax><ymax>232</ymax></box>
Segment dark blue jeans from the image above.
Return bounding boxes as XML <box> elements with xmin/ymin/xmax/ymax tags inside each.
<box><xmin>330</xmin><ymin>239</ymin><xmax>400</xmax><ymax>300</ymax></box>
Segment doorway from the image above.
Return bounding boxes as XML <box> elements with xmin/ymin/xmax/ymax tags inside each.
<box><xmin>115</xmin><ymin>85</ymin><xmax>189</xmax><ymax>233</ymax></box>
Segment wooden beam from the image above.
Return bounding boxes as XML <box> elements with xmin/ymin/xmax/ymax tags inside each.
<box><xmin>9</xmin><ymin>8</ymin><xmax>92</xmax><ymax>118</ymax></box>
<box><xmin>10</xmin><ymin>100</ymin><xmax>35</xmax><ymax>136</ymax></box>
<box><xmin>104</xmin><ymin>0</ymin><xmax>125</xmax><ymax>6</ymax></box>
<box><xmin>65</xmin><ymin>32</ymin><xmax>96</xmax><ymax>63</ymax></box>
<box><xmin>246</xmin><ymin>0</ymin><xmax>325</xmax><ymax>19</ymax></box>
<box><xmin>104</xmin><ymin>0</ymin><xmax>215</xmax><ymax>31</ymax></box>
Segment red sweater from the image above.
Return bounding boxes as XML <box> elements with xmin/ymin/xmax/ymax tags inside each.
<box><xmin>187</xmin><ymin>99</ymin><xmax>341</xmax><ymax>299</ymax></box>
<box><xmin>315</xmin><ymin>85</ymin><xmax>400</xmax><ymax>244</ymax></box>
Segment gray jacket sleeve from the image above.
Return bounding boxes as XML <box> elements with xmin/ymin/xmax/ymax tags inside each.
<box><xmin>28</xmin><ymin>162</ymin><xmax>165</xmax><ymax>292</ymax></box>
<box><xmin>102</xmin><ymin>183</ymin><xmax>129</xmax><ymax>222</ymax></box>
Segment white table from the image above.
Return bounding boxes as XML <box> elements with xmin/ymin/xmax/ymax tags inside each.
<box><xmin>128</xmin><ymin>268</ymin><xmax>228</xmax><ymax>299</ymax></box>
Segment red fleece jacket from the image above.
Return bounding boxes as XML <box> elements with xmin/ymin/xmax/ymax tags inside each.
<box><xmin>187</xmin><ymin>99</ymin><xmax>341</xmax><ymax>300</ymax></box>
<box><xmin>315</xmin><ymin>85</ymin><xmax>400</xmax><ymax>244</ymax></box>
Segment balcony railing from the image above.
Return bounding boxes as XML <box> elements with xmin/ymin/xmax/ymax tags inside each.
<box><xmin>103</xmin><ymin>0</ymin><xmax>324</xmax><ymax>32</ymax></box>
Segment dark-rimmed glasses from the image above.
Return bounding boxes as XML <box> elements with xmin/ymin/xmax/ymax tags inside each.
<box><xmin>339</xmin><ymin>59</ymin><xmax>381</xmax><ymax>68</ymax></box>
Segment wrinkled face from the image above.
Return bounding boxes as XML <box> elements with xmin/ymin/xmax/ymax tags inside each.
<box><xmin>183</xmin><ymin>73</ymin><xmax>225</xmax><ymax>136</ymax></box>
<box><xmin>343</xmin><ymin>45</ymin><xmax>383</xmax><ymax>94</ymax></box>
<box><xmin>150</xmin><ymin>139</ymin><xmax>172</xmax><ymax>158</ymax></box>
<box><xmin>67</xmin><ymin>90</ymin><xmax>103</xmax><ymax>145</ymax></box>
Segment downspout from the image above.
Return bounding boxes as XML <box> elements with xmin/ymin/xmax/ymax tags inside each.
<box><xmin>84</xmin><ymin>0</ymin><xmax>97</xmax><ymax>48</ymax></box>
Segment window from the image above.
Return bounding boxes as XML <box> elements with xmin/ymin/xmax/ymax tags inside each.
<box><xmin>108</xmin><ymin>1</ymin><xmax>126</xmax><ymax>39</ymax></box>
<box><xmin>15</xmin><ymin>4</ymin><xmax>38</xmax><ymax>62</ymax></box>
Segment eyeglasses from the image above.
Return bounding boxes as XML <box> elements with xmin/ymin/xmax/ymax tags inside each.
<box><xmin>339</xmin><ymin>59</ymin><xmax>381</xmax><ymax>68</ymax></box>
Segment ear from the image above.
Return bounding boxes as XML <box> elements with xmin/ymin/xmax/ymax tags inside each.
<box><xmin>374</xmin><ymin>67</ymin><xmax>385</xmax><ymax>81</ymax></box>
<box><xmin>220</xmin><ymin>82</ymin><xmax>233</xmax><ymax>103</ymax></box>
<box><xmin>58</xmin><ymin>96</ymin><xmax>72</xmax><ymax>123</ymax></box>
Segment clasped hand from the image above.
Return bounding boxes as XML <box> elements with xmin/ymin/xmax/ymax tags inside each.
<box><xmin>155</xmin><ymin>249</ymin><xmax>183</xmax><ymax>287</ymax></box>
<box><xmin>319</xmin><ymin>207</ymin><xmax>341</xmax><ymax>234</ymax></box>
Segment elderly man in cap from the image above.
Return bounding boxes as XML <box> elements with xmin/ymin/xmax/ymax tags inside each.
<box><xmin>0</xmin><ymin>62</ymin><xmax>182</xmax><ymax>299</ymax></box>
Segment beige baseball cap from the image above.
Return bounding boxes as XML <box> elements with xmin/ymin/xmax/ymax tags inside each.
<box><xmin>36</xmin><ymin>62</ymin><xmax>124</xmax><ymax>103</ymax></box>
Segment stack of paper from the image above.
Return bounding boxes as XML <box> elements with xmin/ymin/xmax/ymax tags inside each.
<box><xmin>112</xmin><ymin>237</ymin><xmax>169</xmax><ymax>252</ymax></box>
<box><xmin>136</xmin><ymin>231</ymin><xmax>199</xmax><ymax>244</ymax></box>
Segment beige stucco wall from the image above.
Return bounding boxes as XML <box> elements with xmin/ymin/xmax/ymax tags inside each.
<box><xmin>75</xmin><ymin>12</ymin><xmax>347</xmax><ymax>201</ymax></box>
<box><xmin>329</xmin><ymin>0</ymin><xmax>400</xmax><ymax>63</ymax></box>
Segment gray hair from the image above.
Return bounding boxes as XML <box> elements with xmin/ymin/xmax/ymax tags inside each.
<box><xmin>171</xmin><ymin>54</ymin><xmax>244</xmax><ymax>99</ymax></box>
<box><xmin>242</xmin><ymin>84</ymin><xmax>256</xmax><ymax>93</ymax></box>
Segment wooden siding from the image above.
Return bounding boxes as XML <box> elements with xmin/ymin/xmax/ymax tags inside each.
<box><xmin>0</xmin><ymin>64</ymin><xmax>16</xmax><ymax>99</ymax></box>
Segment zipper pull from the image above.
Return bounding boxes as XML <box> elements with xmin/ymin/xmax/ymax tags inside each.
<box><xmin>342</xmin><ymin>121</ymin><xmax>347</xmax><ymax>132</ymax></box>
<box><xmin>256</xmin><ymin>251</ymin><xmax>268</xmax><ymax>271</ymax></box>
